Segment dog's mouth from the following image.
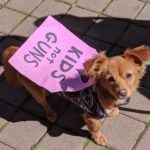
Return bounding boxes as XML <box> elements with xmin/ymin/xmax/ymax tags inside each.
<box><xmin>117</xmin><ymin>95</ymin><xmax>128</xmax><ymax>100</ymax></box>
<box><xmin>112</xmin><ymin>91</ymin><xmax>129</xmax><ymax>100</ymax></box>
<box><xmin>115</xmin><ymin>97</ymin><xmax>130</xmax><ymax>106</ymax></box>
<box><xmin>113</xmin><ymin>90</ymin><xmax>130</xmax><ymax>102</ymax></box>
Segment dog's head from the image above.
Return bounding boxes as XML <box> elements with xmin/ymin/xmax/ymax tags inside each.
<box><xmin>84</xmin><ymin>45</ymin><xmax>150</xmax><ymax>100</ymax></box>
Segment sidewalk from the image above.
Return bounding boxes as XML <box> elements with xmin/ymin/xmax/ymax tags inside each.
<box><xmin>0</xmin><ymin>0</ymin><xmax>150</xmax><ymax>150</ymax></box>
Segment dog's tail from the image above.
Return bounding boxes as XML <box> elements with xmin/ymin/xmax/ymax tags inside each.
<box><xmin>2</xmin><ymin>46</ymin><xmax>19</xmax><ymax>85</ymax></box>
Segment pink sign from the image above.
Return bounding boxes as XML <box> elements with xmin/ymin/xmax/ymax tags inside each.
<box><xmin>9</xmin><ymin>16</ymin><xmax>98</xmax><ymax>92</ymax></box>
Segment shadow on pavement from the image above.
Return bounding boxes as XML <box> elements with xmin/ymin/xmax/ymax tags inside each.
<box><xmin>120</xmin><ymin>106</ymin><xmax>150</xmax><ymax>114</ymax></box>
<box><xmin>0</xmin><ymin>14</ymin><xmax>150</xmax><ymax>138</ymax></box>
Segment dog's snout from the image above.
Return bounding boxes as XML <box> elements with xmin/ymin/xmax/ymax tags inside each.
<box><xmin>117</xmin><ymin>89</ymin><xmax>128</xmax><ymax>99</ymax></box>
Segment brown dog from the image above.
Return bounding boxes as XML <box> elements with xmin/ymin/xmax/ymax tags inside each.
<box><xmin>2</xmin><ymin>45</ymin><xmax>150</xmax><ymax>145</ymax></box>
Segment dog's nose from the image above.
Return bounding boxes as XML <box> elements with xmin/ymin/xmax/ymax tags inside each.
<box><xmin>117</xmin><ymin>89</ymin><xmax>128</xmax><ymax>99</ymax></box>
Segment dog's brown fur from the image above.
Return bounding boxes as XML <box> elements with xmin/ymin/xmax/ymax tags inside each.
<box><xmin>2</xmin><ymin>45</ymin><xmax>150</xmax><ymax>145</ymax></box>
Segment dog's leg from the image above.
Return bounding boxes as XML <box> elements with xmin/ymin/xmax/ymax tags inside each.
<box><xmin>18</xmin><ymin>74</ymin><xmax>57</xmax><ymax>123</ymax></box>
<box><xmin>83</xmin><ymin>112</ymin><xmax>107</xmax><ymax>145</ymax></box>
<box><xmin>109</xmin><ymin>107</ymin><xmax>119</xmax><ymax>117</ymax></box>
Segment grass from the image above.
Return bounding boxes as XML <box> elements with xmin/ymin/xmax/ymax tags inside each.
<box><xmin>137</xmin><ymin>121</ymin><xmax>150</xmax><ymax>141</ymax></box>
<box><xmin>107</xmin><ymin>146</ymin><xmax>116</xmax><ymax>150</ymax></box>
<box><xmin>30</xmin><ymin>143</ymin><xmax>37</xmax><ymax>150</ymax></box>
<box><xmin>138</xmin><ymin>130</ymin><xmax>145</xmax><ymax>140</ymax></box>
<box><xmin>82</xmin><ymin>138</ymin><xmax>91</xmax><ymax>150</ymax></box>
<box><xmin>0</xmin><ymin>124</ymin><xmax>7</xmax><ymax>132</ymax></box>
<box><xmin>98</xmin><ymin>0</ymin><xmax>113</xmax><ymax>17</ymax></box>
<box><xmin>146</xmin><ymin>120</ymin><xmax>150</xmax><ymax>127</ymax></box>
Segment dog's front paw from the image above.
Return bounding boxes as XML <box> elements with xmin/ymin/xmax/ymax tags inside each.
<box><xmin>109</xmin><ymin>107</ymin><xmax>119</xmax><ymax>117</ymax></box>
<box><xmin>92</xmin><ymin>133</ymin><xmax>107</xmax><ymax>146</ymax></box>
<box><xmin>47</xmin><ymin>112</ymin><xmax>57</xmax><ymax>123</ymax></box>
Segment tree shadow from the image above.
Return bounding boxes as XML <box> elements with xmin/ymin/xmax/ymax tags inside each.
<box><xmin>0</xmin><ymin>14</ymin><xmax>150</xmax><ymax>139</ymax></box>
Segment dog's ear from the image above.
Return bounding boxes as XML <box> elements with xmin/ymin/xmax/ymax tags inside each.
<box><xmin>83</xmin><ymin>53</ymin><xmax>108</xmax><ymax>80</ymax></box>
<box><xmin>124</xmin><ymin>45</ymin><xmax>150</xmax><ymax>65</ymax></box>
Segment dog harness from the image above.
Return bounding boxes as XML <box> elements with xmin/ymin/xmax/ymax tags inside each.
<box><xmin>58</xmin><ymin>86</ymin><xmax>130</xmax><ymax>118</ymax></box>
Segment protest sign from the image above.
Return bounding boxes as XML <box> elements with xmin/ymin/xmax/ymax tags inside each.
<box><xmin>9</xmin><ymin>16</ymin><xmax>98</xmax><ymax>92</ymax></box>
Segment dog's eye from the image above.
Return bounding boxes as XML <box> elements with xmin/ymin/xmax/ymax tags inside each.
<box><xmin>126</xmin><ymin>73</ymin><xmax>132</xmax><ymax>79</ymax></box>
<box><xmin>108</xmin><ymin>76</ymin><xmax>115</xmax><ymax>82</ymax></box>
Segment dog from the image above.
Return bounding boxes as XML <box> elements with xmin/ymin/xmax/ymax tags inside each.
<box><xmin>2</xmin><ymin>45</ymin><xmax>150</xmax><ymax>145</ymax></box>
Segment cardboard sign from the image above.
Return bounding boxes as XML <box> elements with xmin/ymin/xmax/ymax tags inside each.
<box><xmin>9</xmin><ymin>16</ymin><xmax>98</xmax><ymax>92</ymax></box>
